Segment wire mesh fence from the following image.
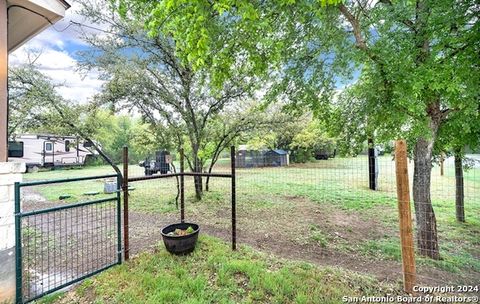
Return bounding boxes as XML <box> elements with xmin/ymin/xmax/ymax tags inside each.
<box><xmin>123</xmin><ymin>147</ymin><xmax>236</xmax><ymax>254</ymax></box>
<box><xmin>16</xmin><ymin>176</ymin><xmax>121</xmax><ymax>303</ymax></box>
<box><xmin>406</xmin><ymin>152</ymin><xmax>480</xmax><ymax>290</ymax></box>
<box><xmin>117</xmin><ymin>145</ymin><xmax>479</xmax><ymax>287</ymax></box>
<box><xmin>16</xmin><ymin>144</ymin><xmax>479</xmax><ymax>299</ymax></box>
<box><xmin>170</xmin><ymin>148</ymin><xmax>479</xmax><ymax>290</ymax></box>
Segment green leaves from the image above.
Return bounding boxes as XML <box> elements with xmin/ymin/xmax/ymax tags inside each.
<box><xmin>111</xmin><ymin>0</ymin><xmax>341</xmax><ymax>88</ymax></box>
<box><xmin>108</xmin><ymin>0</ymin><xmax>479</xmax><ymax>156</ymax></box>
<box><xmin>289</xmin><ymin>119</ymin><xmax>336</xmax><ymax>161</ymax></box>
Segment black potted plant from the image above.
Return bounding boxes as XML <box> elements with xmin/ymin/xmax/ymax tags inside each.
<box><xmin>161</xmin><ymin>222</ymin><xmax>200</xmax><ymax>255</ymax></box>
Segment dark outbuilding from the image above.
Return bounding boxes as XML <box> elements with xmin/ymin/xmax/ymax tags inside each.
<box><xmin>236</xmin><ymin>149</ymin><xmax>289</xmax><ymax>168</ymax></box>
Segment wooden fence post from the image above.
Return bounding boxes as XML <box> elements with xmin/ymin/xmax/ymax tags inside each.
<box><xmin>395</xmin><ymin>140</ymin><xmax>416</xmax><ymax>293</ymax></box>
<box><xmin>122</xmin><ymin>146</ymin><xmax>130</xmax><ymax>260</ymax></box>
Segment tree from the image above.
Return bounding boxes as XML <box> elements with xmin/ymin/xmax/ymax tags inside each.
<box><xmin>8</xmin><ymin>64</ymin><xmax>62</xmax><ymax>137</ymax></box>
<box><xmin>328</xmin><ymin>1</ymin><xmax>479</xmax><ymax>259</ymax></box>
<box><xmin>111</xmin><ymin>0</ymin><xmax>480</xmax><ymax>259</ymax></box>
<box><xmin>78</xmin><ymin>1</ymin><xmax>261</xmax><ymax>200</ymax></box>
<box><xmin>245</xmin><ymin>114</ymin><xmax>337</xmax><ymax>163</ymax></box>
<box><xmin>202</xmin><ymin>103</ymin><xmax>276</xmax><ymax>191</ymax></box>
<box><xmin>436</xmin><ymin>106</ymin><xmax>480</xmax><ymax>223</ymax></box>
<box><xmin>8</xmin><ymin>63</ymin><xmax>124</xmax><ymax>175</ymax></box>
<box><xmin>111</xmin><ymin>0</ymin><xmax>340</xmax><ymax>88</ymax></box>
<box><xmin>268</xmin><ymin>1</ymin><xmax>479</xmax><ymax>260</ymax></box>
<box><xmin>290</xmin><ymin>119</ymin><xmax>336</xmax><ymax>162</ymax></box>
<box><xmin>87</xmin><ymin>111</ymin><xmax>170</xmax><ymax>164</ymax></box>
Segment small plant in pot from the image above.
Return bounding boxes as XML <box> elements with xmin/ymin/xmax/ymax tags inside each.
<box><xmin>161</xmin><ymin>223</ymin><xmax>200</xmax><ymax>255</ymax></box>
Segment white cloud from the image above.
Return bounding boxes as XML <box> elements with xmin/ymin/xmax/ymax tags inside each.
<box><xmin>8</xmin><ymin>1</ymin><xmax>105</xmax><ymax>103</ymax></box>
<box><xmin>10</xmin><ymin>47</ymin><xmax>104</xmax><ymax>103</ymax></box>
<box><xmin>26</xmin><ymin>1</ymin><xmax>113</xmax><ymax>48</ymax></box>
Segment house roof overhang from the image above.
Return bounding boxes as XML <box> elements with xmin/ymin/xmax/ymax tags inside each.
<box><xmin>7</xmin><ymin>0</ymin><xmax>70</xmax><ymax>53</ymax></box>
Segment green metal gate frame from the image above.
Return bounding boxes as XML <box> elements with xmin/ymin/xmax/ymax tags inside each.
<box><xmin>14</xmin><ymin>174</ymin><xmax>123</xmax><ymax>304</ymax></box>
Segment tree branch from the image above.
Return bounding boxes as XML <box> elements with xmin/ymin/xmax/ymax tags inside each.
<box><xmin>338</xmin><ymin>4</ymin><xmax>368</xmax><ymax>52</ymax></box>
<box><xmin>378</xmin><ymin>0</ymin><xmax>416</xmax><ymax>31</ymax></box>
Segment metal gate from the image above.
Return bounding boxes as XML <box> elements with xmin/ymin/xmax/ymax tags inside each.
<box><xmin>14</xmin><ymin>174</ymin><xmax>122</xmax><ymax>304</ymax></box>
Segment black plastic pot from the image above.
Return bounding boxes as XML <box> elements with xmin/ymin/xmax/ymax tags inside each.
<box><xmin>161</xmin><ymin>223</ymin><xmax>200</xmax><ymax>255</ymax></box>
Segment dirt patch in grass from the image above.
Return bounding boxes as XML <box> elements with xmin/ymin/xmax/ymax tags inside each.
<box><xmin>125</xmin><ymin>195</ymin><xmax>476</xmax><ymax>287</ymax></box>
<box><xmin>285</xmin><ymin>195</ymin><xmax>390</xmax><ymax>243</ymax></box>
<box><xmin>128</xmin><ymin>212</ymin><xmax>176</xmax><ymax>254</ymax></box>
<box><xmin>22</xmin><ymin>187</ymin><xmax>479</xmax><ymax>295</ymax></box>
<box><xmin>53</xmin><ymin>236</ymin><xmax>406</xmax><ymax>304</ymax></box>
<box><xmin>234</xmin><ymin>272</ymin><xmax>250</xmax><ymax>290</ymax></box>
<box><xmin>20</xmin><ymin>188</ymin><xmax>119</xmax><ymax>302</ymax></box>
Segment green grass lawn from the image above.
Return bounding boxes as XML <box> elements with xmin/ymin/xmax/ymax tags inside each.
<box><xmin>39</xmin><ymin>236</ymin><xmax>400</xmax><ymax>304</ymax></box>
<box><xmin>23</xmin><ymin>157</ymin><xmax>480</xmax><ymax>278</ymax></box>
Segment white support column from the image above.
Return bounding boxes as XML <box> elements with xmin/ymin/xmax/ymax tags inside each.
<box><xmin>0</xmin><ymin>0</ymin><xmax>7</xmax><ymax>162</ymax></box>
<box><xmin>0</xmin><ymin>162</ymin><xmax>25</xmax><ymax>303</ymax></box>
<box><xmin>0</xmin><ymin>0</ymin><xmax>17</xmax><ymax>302</ymax></box>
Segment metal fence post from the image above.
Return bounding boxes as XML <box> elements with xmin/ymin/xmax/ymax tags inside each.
<box><xmin>231</xmin><ymin>146</ymin><xmax>236</xmax><ymax>250</ymax></box>
<box><xmin>14</xmin><ymin>182</ymin><xmax>22</xmax><ymax>304</ymax></box>
<box><xmin>180</xmin><ymin>148</ymin><xmax>185</xmax><ymax>223</ymax></box>
<box><xmin>122</xmin><ymin>146</ymin><xmax>129</xmax><ymax>261</ymax></box>
<box><xmin>454</xmin><ymin>153</ymin><xmax>465</xmax><ymax>222</ymax></box>
<box><xmin>116</xmin><ymin>174</ymin><xmax>122</xmax><ymax>264</ymax></box>
<box><xmin>395</xmin><ymin>140</ymin><xmax>416</xmax><ymax>294</ymax></box>
<box><xmin>368</xmin><ymin>138</ymin><xmax>377</xmax><ymax>190</ymax></box>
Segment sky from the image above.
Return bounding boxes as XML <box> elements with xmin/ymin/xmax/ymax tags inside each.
<box><xmin>9</xmin><ymin>1</ymin><xmax>104</xmax><ymax>103</ymax></box>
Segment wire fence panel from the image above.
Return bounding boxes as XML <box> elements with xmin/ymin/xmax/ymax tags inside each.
<box><xmin>120</xmin><ymin>146</ymin><xmax>478</xmax><ymax>292</ymax></box>
<box><xmin>15</xmin><ymin>176</ymin><xmax>122</xmax><ymax>304</ymax></box>
<box><xmin>124</xmin><ymin>147</ymin><xmax>237</xmax><ymax>254</ymax></box>
<box><xmin>205</xmin><ymin>151</ymin><xmax>478</xmax><ymax>289</ymax></box>
<box><xmin>19</xmin><ymin>146</ymin><xmax>475</xmax><ymax>300</ymax></box>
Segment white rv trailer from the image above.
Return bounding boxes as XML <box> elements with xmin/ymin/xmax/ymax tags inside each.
<box><xmin>8</xmin><ymin>134</ymin><xmax>95</xmax><ymax>170</ymax></box>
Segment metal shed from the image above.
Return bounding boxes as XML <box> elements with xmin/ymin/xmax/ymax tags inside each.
<box><xmin>265</xmin><ymin>149</ymin><xmax>288</xmax><ymax>167</ymax></box>
<box><xmin>236</xmin><ymin>149</ymin><xmax>289</xmax><ymax>168</ymax></box>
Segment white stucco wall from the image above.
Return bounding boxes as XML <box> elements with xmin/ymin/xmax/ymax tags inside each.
<box><xmin>0</xmin><ymin>162</ymin><xmax>25</xmax><ymax>302</ymax></box>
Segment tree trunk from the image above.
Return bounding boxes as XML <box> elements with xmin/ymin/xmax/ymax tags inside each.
<box><xmin>454</xmin><ymin>153</ymin><xmax>465</xmax><ymax>222</ymax></box>
<box><xmin>413</xmin><ymin>137</ymin><xmax>440</xmax><ymax>260</ymax></box>
<box><xmin>193</xmin><ymin>156</ymin><xmax>203</xmax><ymax>200</ymax></box>
<box><xmin>205</xmin><ymin>170</ymin><xmax>211</xmax><ymax>192</ymax></box>
<box><xmin>194</xmin><ymin>175</ymin><xmax>203</xmax><ymax>200</ymax></box>
<box><xmin>205</xmin><ymin>155</ymin><xmax>219</xmax><ymax>192</ymax></box>
<box><xmin>170</xmin><ymin>162</ymin><xmax>180</xmax><ymax>210</ymax></box>
<box><xmin>440</xmin><ymin>152</ymin><xmax>445</xmax><ymax>176</ymax></box>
